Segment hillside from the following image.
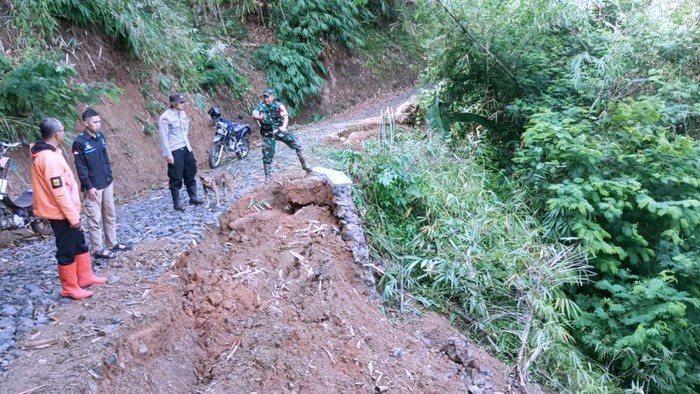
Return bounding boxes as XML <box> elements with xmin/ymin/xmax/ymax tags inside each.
<box><xmin>5</xmin><ymin>1</ymin><xmax>697</xmax><ymax>392</ymax></box>
<box><xmin>0</xmin><ymin>95</ymin><xmax>514</xmax><ymax>393</ymax></box>
<box><xmin>2</xmin><ymin>23</ymin><xmax>416</xmax><ymax>201</ymax></box>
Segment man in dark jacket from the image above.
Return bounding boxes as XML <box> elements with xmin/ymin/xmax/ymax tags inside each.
<box><xmin>72</xmin><ymin>108</ymin><xmax>130</xmax><ymax>259</ymax></box>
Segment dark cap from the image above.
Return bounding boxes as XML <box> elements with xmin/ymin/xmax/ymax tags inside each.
<box><xmin>261</xmin><ymin>88</ymin><xmax>275</xmax><ymax>97</ymax></box>
<box><xmin>169</xmin><ymin>93</ymin><xmax>186</xmax><ymax>105</ymax></box>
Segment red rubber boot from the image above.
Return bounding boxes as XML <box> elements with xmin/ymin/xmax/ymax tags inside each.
<box><xmin>75</xmin><ymin>252</ymin><xmax>107</xmax><ymax>287</ymax></box>
<box><xmin>57</xmin><ymin>264</ymin><xmax>93</xmax><ymax>300</ymax></box>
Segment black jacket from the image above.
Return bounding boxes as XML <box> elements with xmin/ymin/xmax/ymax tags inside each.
<box><xmin>72</xmin><ymin>130</ymin><xmax>113</xmax><ymax>192</ymax></box>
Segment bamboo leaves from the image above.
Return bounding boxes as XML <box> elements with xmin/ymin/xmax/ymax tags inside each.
<box><xmin>0</xmin><ymin>55</ymin><xmax>120</xmax><ymax>141</ymax></box>
<box><xmin>426</xmin><ymin>96</ymin><xmax>499</xmax><ymax>139</ymax></box>
<box><xmin>334</xmin><ymin>130</ymin><xmax>613</xmax><ymax>392</ymax></box>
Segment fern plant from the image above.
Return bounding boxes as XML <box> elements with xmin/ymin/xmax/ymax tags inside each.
<box><xmin>257</xmin><ymin>0</ymin><xmax>373</xmax><ymax>112</ymax></box>
<box><xmin>0</xmin><ymin>53</ymin><xmax>120</xmax><ymax>141</ymax></box>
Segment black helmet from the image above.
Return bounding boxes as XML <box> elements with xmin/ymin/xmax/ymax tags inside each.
<box><xmin>208</xmin><ymin>106</ymin><xmax>222</xmax><ymax>120</ymax></box>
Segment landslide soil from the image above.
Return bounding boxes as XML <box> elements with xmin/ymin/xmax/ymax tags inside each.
<box><xmin>1</xmin><ymin>175</ymin><xmax>511</xmax><ymax>394</ymax></box>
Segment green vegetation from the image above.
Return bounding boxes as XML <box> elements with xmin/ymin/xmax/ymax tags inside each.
<box><xmin>256</xmin><ymin>0</ymin><xmax>372</xmax><ymax>113</ymax></box>
<box><xmin>9</xmin><ymin>0</ymin><xmax>200</xmax><ymax>87</ymax></box>
<box><xmin>394</xmin><ymin>0</ymin><xmax>700</xmax><ymax>392</ymax></box>
<box><xmin>8</xmin><ymin>0</ymin><xmax>697</xmax><ymax>392</ymax></box>
<box><xmin>331</xmin><ymin>134</ymin><xmax>618</xmax><ymax>393</ymax></box>
<box><xmin>0</xmin><ymin>0</ymin><xmax>412</xmax><ymax>141</ymax></box>
<box><xmin>13</xmin><ymin>0</ymin><xmax>253</xmax><ymax>94</ymax></box>
<box><xmin>0</xmin><ymin>0</ymin><xmax>253</xmax><ymax>141</ymax></box>
<box><xmin>0</xmin><ymin>53</ymin><xmax>119</xmax><ymax>141</ymax></box>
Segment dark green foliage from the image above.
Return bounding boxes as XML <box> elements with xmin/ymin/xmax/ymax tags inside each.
<box><xmin>198</xmin><ymin>45</ymin><xmax>250</xmax><ymax>98</ymax></box>
<box><xmin>272</xmin><ymin>0</ymin><xmax>371</xmax><ymax>50</ymax></box>
<box><xmin>426</xmin><ymin>96</ymin><xmax>499</xmax><ymax>139</ymax></box>
<box><xmin>255</xmin><ymin>42</ymin><xmax>325</xmax><ymax>113</ymax></box>
<box><xmin>256</xmin><ymin>0</ymin><xmax>372</xmax><ymax>113</ymax></box>
<box><xmin>355</xmin><ymin>0</ymin><xmax>402</xmax><ymax>23</ymax></box>
<box><xmin>420</xmin><ymin>0</ymin><xmax>700</xmax><ymax>391</ymax></box>
<box><xmin>0</xmin><ymin>54</ymin><xmax>120</xmax><ymax>141</ymax></box>
<box><xmin>513</xmin><ymin>97</ymin><xmax>700</xmax><ymax>392</ymax></box>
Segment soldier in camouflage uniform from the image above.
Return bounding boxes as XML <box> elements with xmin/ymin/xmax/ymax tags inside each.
<box><xmin>251</xmin><ymin>89</ymin><xmax>311</xmax><ymax>183</ymax></box>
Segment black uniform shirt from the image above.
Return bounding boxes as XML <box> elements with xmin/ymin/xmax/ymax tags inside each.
<box><xmin>72</xmin><ymin>130</ymin><xmax>114</xmax><ymax>192</ymax></box>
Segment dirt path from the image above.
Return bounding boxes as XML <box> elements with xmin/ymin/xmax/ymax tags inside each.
<box><xmin>0</xmin><ymin>89</ymin><xmax>513</xmax><ymax>394</ymax></box>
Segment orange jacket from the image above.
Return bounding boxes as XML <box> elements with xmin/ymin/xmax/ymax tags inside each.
<box><xmin>30</xmin><ymin>141</ymin><xmax>81</xmax><ymax>225</ymax></box>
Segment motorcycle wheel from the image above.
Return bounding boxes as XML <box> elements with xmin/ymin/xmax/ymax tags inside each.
<box><xmin>236</xmin><ymin>138</ymin><xmax>250</xmax><ymax>160</ymax></box>
<box><xmin>208</xmin><ymin>142</ymin><xmax>225</xmax><ymax>169</ymax></box>
<box><xmin>31</xmin><ymin>219</ymin><xmax>53</xmax><ymax>237</ymax></box>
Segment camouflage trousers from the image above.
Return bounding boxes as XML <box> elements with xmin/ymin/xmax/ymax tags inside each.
<box><xmin>261</xmin><ymin>131</ymin><xmax>310</xmax><ymax>176</ymax></box>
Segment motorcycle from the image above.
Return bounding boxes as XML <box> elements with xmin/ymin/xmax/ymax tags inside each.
<box><xmin>0</xmin><ymin>141</ymin><xmax>52</xmax><ymax>237</ymax></box>
<box><xmin>208</xmin><ymin>111</ymin><xmax>251</xmax><ymax>169</ymax></box>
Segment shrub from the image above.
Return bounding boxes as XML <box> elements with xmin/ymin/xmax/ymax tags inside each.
<box><xmin>330</xmin><ymin>132</ymin><xmax>618</xmax><ymax>393</ymax></box>
<box><xmin>0</xmin><ymin>54</ymin><xmax>120</xmax><ymax>141</ymax></box>
<box><xmin>513</xmin><ymin>97</ymin><xmax>700</xmax><ymax>393</ymax></box>
<box><xmin>257</xmin><ymin>0</ymin><xmax>372</xmax><ymax>112</ymax></box>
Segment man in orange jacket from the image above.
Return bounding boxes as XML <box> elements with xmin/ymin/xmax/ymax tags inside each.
<box><xmin>31</xmin><ymin>117</ymin><xmax>107</xmax><ymax>300</ymax></box>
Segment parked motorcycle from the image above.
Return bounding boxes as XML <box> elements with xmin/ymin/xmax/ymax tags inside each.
<box><xmin>0</xmin><ymin>141</ymin><xmax>52</xmax><ymax>237</ymax></box>
<box><xmin>207</xmin><ymin>107</ymin><xmax>251</xmax><ymax>169</ymax></box>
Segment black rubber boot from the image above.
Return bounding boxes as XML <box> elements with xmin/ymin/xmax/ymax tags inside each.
<box><xmin>263</xmin><ymin>163</ymin><xmax>272</xmax><ymax>184</ymax></box>
<box><xmin>171</xmin><ymin>189</ymin><xmax>185</xmax><ymax>212</ymax></box>
<box><xmin>297</xmin><ymin>152</ymin><xmax>312</xmax><ymax>173</ymax></box>
<box><xmin>186</xmin><ymin>184</ymin><xmax>204</xmax><ymax>205</ymax></box>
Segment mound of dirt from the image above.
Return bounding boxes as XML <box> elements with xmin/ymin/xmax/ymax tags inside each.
<box><xmin>2</xmin><ymin>175</ymin><xmax>510</xmax><ymax>393</ymax></box>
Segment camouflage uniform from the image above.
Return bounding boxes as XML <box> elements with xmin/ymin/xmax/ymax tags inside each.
<box><xmin>254</xmin><ymin>99</ymin><xmax>310</xmax><ymax>181</ymax></box>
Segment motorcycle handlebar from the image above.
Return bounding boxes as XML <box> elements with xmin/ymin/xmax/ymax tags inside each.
<box><xmin>215</xmin><ymin>119</ymin><xmax>250</xmax><ymax>129</ymax></box>
<box><xmin>0</xmin><ymin>141</ymin><xmax>24</xmax><ymax>151</ymax></box>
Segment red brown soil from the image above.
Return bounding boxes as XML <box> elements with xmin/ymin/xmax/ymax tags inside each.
<box><xmin>2</xmin><ymin>175</ymin><xmax>511</xmax><ymax>393</ymax></box>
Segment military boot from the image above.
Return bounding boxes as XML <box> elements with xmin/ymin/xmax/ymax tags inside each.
<box><xmin>297</xmin><ymin>152</ymin><xmax>312</xmax><ymax>173</ymax></box>
<box><xmin>263</xmin><ymin>163</ymin><xmax>272</xmax><ymax>184</ymax></box>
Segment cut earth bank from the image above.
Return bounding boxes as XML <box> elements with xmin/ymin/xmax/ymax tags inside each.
<box><xmin>2</xmin><ymin>168</ymin><xmax>512</xmax><ymax>393</ymax></box>
<box><xmin>2</xmin><ymin>25</ymin><xmax>418</xmax><ymax>202</ymax></box>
